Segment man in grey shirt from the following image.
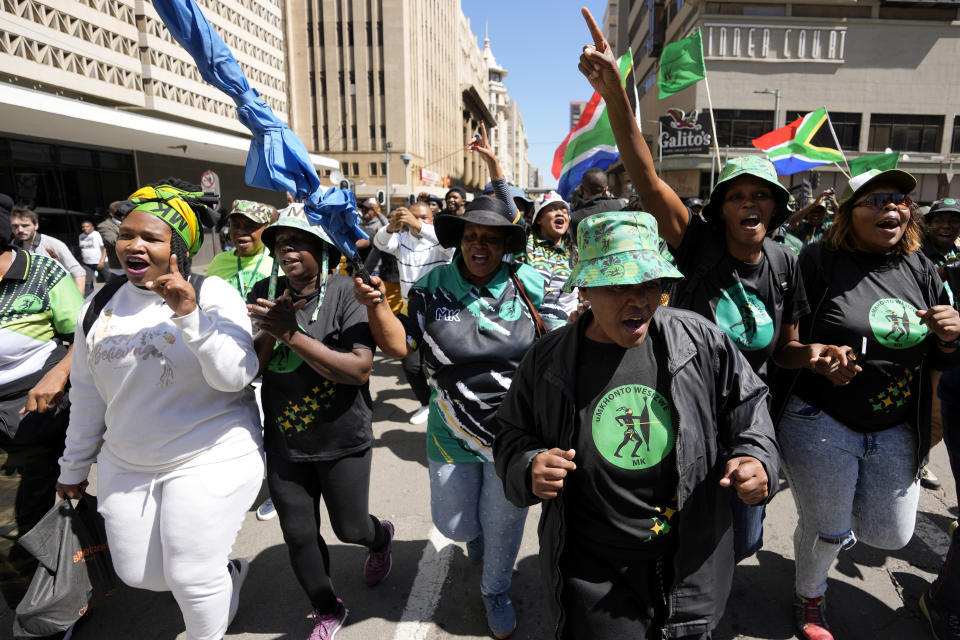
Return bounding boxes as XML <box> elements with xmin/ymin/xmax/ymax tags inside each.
<box><xmin>10</xmin><ymin>206</ymin><xmax>85</xmax><ymax>293</ymax></box>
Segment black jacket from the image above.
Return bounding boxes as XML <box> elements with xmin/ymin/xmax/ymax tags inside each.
<box><xmin>494</xmin><ymin>307</ymin><xmax>779</xmax><ymax>639</ymax></box>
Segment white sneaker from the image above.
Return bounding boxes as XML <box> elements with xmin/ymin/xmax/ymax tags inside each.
<box><xmin>227</xmin><ymin>558</ymin><xmax>249</xmax><ymax>627</ymax></box>
<box><xmin>409</xmin><ymin>405</ymin><xmax>430</xmax><ymax>425</ymax></box>
<box><xmin>256</xmin><ymin>497</ymin><xmax>277</xmax><ymax>521</ymax></box>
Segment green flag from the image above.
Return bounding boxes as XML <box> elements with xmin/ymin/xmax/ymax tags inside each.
<box><xmin>849</xmin><ymin>152</ymin><xmax>899</xmax><ymax>176</ymax></box>
<box><xmin>657</xmin><ymin>28</ymin><xmax>706</xmax><ymax>99</ymax></box>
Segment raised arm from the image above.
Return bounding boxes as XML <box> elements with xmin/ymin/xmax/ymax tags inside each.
<box><xmin>352</xmin><ymin>275</ymin><xmax>414</xmax><ymax>358</ymax></box>
<box><xmin>578</xmin><ymin>7</ymin><xmax>689</xmax><ymax>249</ymax></box>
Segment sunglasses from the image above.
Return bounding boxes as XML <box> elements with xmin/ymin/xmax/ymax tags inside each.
<box><xmin>853</xmin><ymin>193</ymin><xmax>912</xmax><ymax>210</ymax></box>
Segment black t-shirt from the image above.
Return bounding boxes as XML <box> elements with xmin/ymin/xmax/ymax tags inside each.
<box><xmin>250</xmin><ymin>274</ymin><xmax>376</xmax><ymax>461</ymax></box>
<box><xmin>794</xmin><ymin>248</ymin><xmax>949</xmax><ymax>432</ymax></box>
<box><xmin>672</xmin><ymin>214</ymin><xmax>809</xmax><ymax>378</ymax></box>
<box><xmin>565</xmin><ymin>336</ymin><xmax>679</xmax><ymax>548</ymax></box>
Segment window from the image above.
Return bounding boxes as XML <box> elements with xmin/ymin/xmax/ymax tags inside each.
<box><xmin>952</xmin><ymin>116</ymin><xmax>960</xmax><ymax>155</ymax></box>
<box><xmin>380</xmin><ymin>162</ymin><xmax>387</xmax><ymax>175</ymax></box>
<box><xmin>351</xmin><ymin>163</ymin><xmax>359</xmax><ymax>176</ymax></box>
<box><xmin>370</xmin><ymin>162</ymin><xmax>378</xmax><ymax>176</ymax></box>
<box><xmin>366</xmin><ymin>21</ymin><xmax>372</xmax><ymax>46</ymax></box>
<box><xmin>337</xmin><ymin>21</ymin><xmax>343</xmax><ymax>46</ymax></box>
<box><xmin>307</xmin><ymin>24</ymin><xmax>313</xmax><ymax>47</ymax></box>
<box><xmin>705</xmin><ymin>2</ymin><xmax>785</xmax><ymax>15</ymax></box>
<box><xmin>878</xmin><ymin>6</ymin><xmax>956</xmax><ymax>21</ymax></box>
<box><xmin>490</xmin><ymin>71</ymin><xmax>501</xmax><ymax>82</ymax></box>
<box><xmin>868</xmin><ymin>114</ymin><xmax>943</xmax><ymax>153</ymax></box>
<box><xmin>785</xmin><ymin>111</ymin><xmax>861</xmax><ymax>151</ymax></box>
<box><xmin>377</xmin><ymin>20</ymin><xmax>383</xmax><ymax>46</ymax></box>
<box><xmin>791</xmin><ymin>4</ymin><xmax>871</xmax><ymax>18</ymax></box>
<box><xmin>309</xmin><ymin>71</ymin><xmax>315</xmax><ymax>97</ymax></box>
<box><xmin>713</xmin><ymin>109</ymin><xmax>775</xmax><ymax>147</ymax></box>
<box><xmin>341</xmin><ymin>162</ymin><xmax>349</xmax><ymax>176</ymax></box>
<box><xmin>347</xmin><ymin>22</ymin><xmax>354</xmax><ymax>46</ymax></box>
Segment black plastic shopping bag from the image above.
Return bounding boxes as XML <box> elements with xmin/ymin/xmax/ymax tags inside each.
<box><xmin>12</xmin><ymin>496</ymin><xmax>116</xmax><ymax>638</ymax></box>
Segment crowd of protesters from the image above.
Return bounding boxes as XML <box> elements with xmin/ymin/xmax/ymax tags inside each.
<box><xmin>3</xmin><ymin>10</ymin><xmax>960</xmax><ymax>640</ymax></box>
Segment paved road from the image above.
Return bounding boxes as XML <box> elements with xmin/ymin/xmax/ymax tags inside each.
<box><xmin>1</xmin><ymin>354</ymin><xmax>955</xmax><ymax>640</ymax></box>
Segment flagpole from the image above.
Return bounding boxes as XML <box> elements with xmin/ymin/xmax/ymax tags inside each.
<box><xmin>824</xmin><ymin>108</ymin><xmax>852</xmax><ymax>178</ymax></box>
<box><xmin>702</xmin><ymin>75</ymin><xmax>722</xmax><ymax>189</ymax></box>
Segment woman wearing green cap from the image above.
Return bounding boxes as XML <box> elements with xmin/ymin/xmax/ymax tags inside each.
<box><xmin>577</xmin><ymin>7</ymin><xmax>821</xmax><ymax>566</ymax></box>
<box><xmin>353</xmin><ymin>195</ymin><xmax>546</xmax><ymax>639</ymax></box>
<box><xmin>56</xmin><ymin>181</ymin><xmax>264</xmax><ymax>640</ymax></box>
<box><xmin>246</xmin><ymin>216</ymin><xmax>393</xmax><ymax>640</ymax></box>
<box><xmin>778</xmin><ymin>169</ymin><xmax>960</xmax><ymax>640</ymax></box>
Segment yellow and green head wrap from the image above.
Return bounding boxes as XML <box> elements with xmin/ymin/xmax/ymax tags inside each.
<box><xmin>126</xmin><ymin>185</ymin><xmax>215</xmax><ymax>257</ymax></box>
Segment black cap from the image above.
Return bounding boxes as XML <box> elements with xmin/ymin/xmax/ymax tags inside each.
<box><xmin>434</xmin><ymin>195</ymin><xmax>526</xmax><ymax>254</ymax></box>
<box><xmin>926</xmin><ymin>198</ymin><xmax>960</xmax><ymax>221</ymax></box>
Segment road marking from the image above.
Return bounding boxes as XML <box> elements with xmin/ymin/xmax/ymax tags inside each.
<box><xmin>392</xmin><ymin>525</ymin><xmax>455</xmax><ymax>640</ymax></box>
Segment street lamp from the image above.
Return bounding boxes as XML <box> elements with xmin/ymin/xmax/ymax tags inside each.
<box><xmin>754</xmin><ymin>88</ymin><xmax>782</xmax><ymax>130</ymax></box>
<box><xmin>385</xmin><ymin>141</ymin><xmax>392</xmax><ymax>211</ymax></box>
<box><xmin>400</xmin><ymin>152</ymin><xmax>413</xmax><ymax>201</ymax></box>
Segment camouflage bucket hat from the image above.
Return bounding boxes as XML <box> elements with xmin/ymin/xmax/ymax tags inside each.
<box><xmin>702</xmin><ymin>156</ymin><xmax>791</xmax><ymax>229</ymax></box>
<box><xmin>563</xmin><ymin>212</ymin><xmax>683</xmax><ymax>292</ymax></box>
<box><xmin>229</xmin><ymin>199</ymin><xmax>274</xmax><ymax>225</ymax></box>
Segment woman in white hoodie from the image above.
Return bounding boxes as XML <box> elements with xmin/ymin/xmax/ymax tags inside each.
<box><xmin>56</xmin><ymin>182</ymin><xmax>263</xmax><ymax>640</ymax></box>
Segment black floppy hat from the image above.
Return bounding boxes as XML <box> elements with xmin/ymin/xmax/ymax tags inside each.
<box><xmin>435</xmin><ymin>195</ymin><xmax>526</xmax><ymax>254</ymax></box>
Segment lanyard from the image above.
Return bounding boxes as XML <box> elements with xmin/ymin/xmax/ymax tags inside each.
<box><xmin>236</xmin><ymin>248</ymin><xmax>267</xmax><ymax>300</ymax></box>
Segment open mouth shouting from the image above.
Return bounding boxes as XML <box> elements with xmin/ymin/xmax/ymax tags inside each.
<box><xmin>621</xmin><ymin>314</ymin><xmax>649</xmax><ymax>336</ymax></box>
<box><xmin>125</xmin><ymin>256</ymin><xmax>150</xmax><ymax>276</ymax></box>
<box><xmin>875</xmin><ymin>212</ymin><xmax>903</xmax><ymax>236</ymax></box>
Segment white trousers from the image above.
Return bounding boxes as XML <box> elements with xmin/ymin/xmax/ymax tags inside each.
<box><xmin>97</xmin><ymin>450</ymin><xmax>263</xmax><ymax>640</ymax></box>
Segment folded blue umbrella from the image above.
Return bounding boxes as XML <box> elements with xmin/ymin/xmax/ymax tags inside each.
<box><xmin>151</xmin><ymin>0</ymin><xmax>366</xmax><ymax>257</ymax></box>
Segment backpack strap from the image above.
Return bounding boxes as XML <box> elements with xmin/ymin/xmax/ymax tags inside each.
<box><xmin>81</xmin><ymin>273</ymin><xmax>207</xmax><ymax>337</ymax></box>
<box><xmin>762</xmin><ymin>237</ymin><xmax>791</xmax><ymax>296</ymax></box>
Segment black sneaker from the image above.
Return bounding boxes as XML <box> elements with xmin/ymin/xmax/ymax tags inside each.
<box><xmin>920</xmin><ymin>591</ymin><xmax>960</xmax><ymax>640</ymax></box>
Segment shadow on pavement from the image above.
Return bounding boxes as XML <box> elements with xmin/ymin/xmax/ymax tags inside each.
<box><xmin>716</xmin><ymin>548</ymin><xmax>932</xmax><ymax>640</ymax></box>
<box><xmin>375</xmin><ymin>429</ymin><xmax>428</xmax><ymax>468</ymax></box>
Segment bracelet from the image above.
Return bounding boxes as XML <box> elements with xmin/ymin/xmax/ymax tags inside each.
<box><xmin>937</xmin><ymin>336</ymin><xmax>960</xmax><ymax>349</ymax></box>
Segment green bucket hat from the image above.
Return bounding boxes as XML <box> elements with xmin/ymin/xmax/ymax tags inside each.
<box><xmin>229</xmin><ymin>199</ymin><xmax>274</xmax><ymax>225</ymax></box>
<box><xmin>563</xmin><ymin>212</ymin><xmax>683</xmax><ymax>292</ymax></box>
<box><xmin>702</xmin><ymin>156</ymin><xmax>791</xmax><ymax>229</ymax></box>
<box><xmin>260</xmin><ymin>216</ymin><xmax>339</xmax><ymax>261</ymax></box>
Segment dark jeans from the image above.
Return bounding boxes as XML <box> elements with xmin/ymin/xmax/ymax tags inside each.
<box><xmin>402</xmin><ymin>349</ymin><xmax>430</xmax><ymax>406</ymax></box>
<box><xmin>266</xmin><ymin>448</ymin><xmax>386</xmax><ymax>614</ymax></box>
<box><xmin>931</xmin><ymin>368</ymin><xmax>960</xmax><ymax>610</ymax></box>
<box><xmin>728</xmin><ymin>489</ymin><xmax>765</xmax><ymax>562</ymax></box>
<box><xmin>81</xmin><ymin>263</ymin><xmax>109</xmax><ymax>296</ymax></box>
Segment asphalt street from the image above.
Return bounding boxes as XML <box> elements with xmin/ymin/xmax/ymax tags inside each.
<box><xmin>1</xmin><ymin>353</ymin><xmax>956</xmax><ymax>640</ymax></box>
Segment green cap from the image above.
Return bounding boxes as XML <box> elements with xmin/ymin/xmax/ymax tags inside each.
<box><xmin>261</xmin><ymin>216</ymin><xmax>337</xmax><ymax>256</ymax></box>
<box><xmin>229</xmin><ymin>199</ymin><xmax>274</xmax><ymax>225</ymax></box>
<box><xmin>702</xmin><ymin>156</ymin><xmax>791</xmax><ymax>228</ymax></box>
<box><xmin>839</xmin><ymin>168</ymin><xmax>916</xmax><ymax>206</ymax></box>
<box><xmin>563</xmin><ymin>212</ymin><xmax>683</xmax><ymax>292</ymax></box>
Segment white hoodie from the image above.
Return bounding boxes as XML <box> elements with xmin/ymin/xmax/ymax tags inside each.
<box><xmin>58</xmin><ymin>276</ymin><xmax>262</xmax><ymax>484</ymax></box>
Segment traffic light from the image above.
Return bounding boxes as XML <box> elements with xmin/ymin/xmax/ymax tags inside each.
<box><xmin>376</xmin><ymin>189</ymin><xmax>386</xmax><ymax>206</ymax></box>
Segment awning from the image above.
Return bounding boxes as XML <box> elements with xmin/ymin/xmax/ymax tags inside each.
<box><xmin>0</xmin><ymin>83</ymin><xmax>338</xmax><ymax>170</ymax></box>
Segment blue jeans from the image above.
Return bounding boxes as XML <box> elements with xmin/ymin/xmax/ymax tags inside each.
<box><xmin>428</xmin><ymin>460</ymin><xmax>527</xmax><ymax>596</ymax></box>
<box><xmin>931</xmin><ymin>369</ymin><xmax>960</xmax><ymax>610</ymax></box>
<box><xmin>779</xmin><ymin>395</ymin><xmax>920</xmax><ymax>598</ymax></box>
<box><xmin>728</xmin><ymin>490</ymin><xmax>764</xmax><ymax>562</ymax></box>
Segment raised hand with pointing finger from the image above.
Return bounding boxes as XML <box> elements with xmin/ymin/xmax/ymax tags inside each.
<box><xmin>578</xmin><ymin>7</ymin><xmax>625</xmax><ymax>99</ymax></box>
<box><xmin>145</xmin><ymin>254</ymin><xmax>196</xmax><ymax>317</ymax></box>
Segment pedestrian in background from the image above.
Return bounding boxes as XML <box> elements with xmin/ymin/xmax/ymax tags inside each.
<box><xmin>373</xmin><ymin>202</ymin><xmax>454</xmax><ymax>424</ymax></box>
<box><xmin>78</xmin><ymin>219</ymin><xmax>107</xmax><ymax>296</ymax></box>
<box><xmin>11</xmin><ymin>206</ymin><xmax>85</xmax><ymax>294</ymax></box>
<box><xmin>519</xmin><ymin>191</ymin><xmax>577</xmax><ymax>330</ymax></box>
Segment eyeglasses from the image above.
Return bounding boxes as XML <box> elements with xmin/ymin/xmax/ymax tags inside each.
<box><xmin>853</xmin><ymin>193</ymin><xmax>912</xmax><ymax>210</ymax></box>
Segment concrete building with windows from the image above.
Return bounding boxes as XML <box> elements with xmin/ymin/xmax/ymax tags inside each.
<box><xmin>605</xmin><ymin>0</ymin><xmax>960</xmax><ymax>201</ymax></box>
<box><xmin>570</xmin><ymin>101</ymin><xmax>587</xmax><ymax>129</ymax></box>
<box><xmin>481</xmin><ymin>35</ymin><xmax>531</xmax><ymax>189</ymax></box>
<box><xmin>0</xmin><ymin>0</ymin><xmax>335</xmax><ymax>251</ymax></box>
<box><xmin>285</xmin><ymin>0</ymin><xmax>504</xmax><ymax>203</ymax></box>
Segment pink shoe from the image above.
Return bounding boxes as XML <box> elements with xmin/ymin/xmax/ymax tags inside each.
<box><xmin>308</xmin><ymin>599</ymin><xmax>347</xmax><ymax>640</ymax></box>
